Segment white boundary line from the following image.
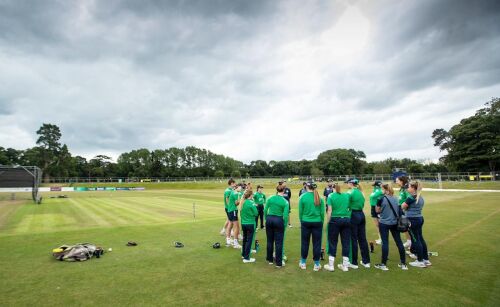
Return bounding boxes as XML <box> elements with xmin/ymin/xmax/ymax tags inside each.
<box><xmin>424</xmin><ymin>188</ymin><xmax>500</xmax><ymax>193</ymax></box>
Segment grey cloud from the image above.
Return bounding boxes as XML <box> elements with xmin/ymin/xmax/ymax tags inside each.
<box><xmin>0</xmin><ymin>0</ymin><xmax>499</xmax><ymax>163</ymax></box>
<box><xmin>330</xmin><ymin>0</ymin><xmax>500</xmax><ymax>109</ymax></box>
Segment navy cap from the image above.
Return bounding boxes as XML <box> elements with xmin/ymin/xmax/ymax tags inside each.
<box><xmin>305</xmin><ymin>180</ymin><xmax>317</xmax><ymax>189</ymax></box>
<box><xmin>372</xmin><ymin>180</ymin><xmax>383</xmax><ymax>187</ymax></box>
<box><xmin>345</xmin><ymin>178</ymin><xmax>359</xmax><ymax>185</ymax></box>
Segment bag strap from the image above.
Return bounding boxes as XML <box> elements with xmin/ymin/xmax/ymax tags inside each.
<box><xmin>383</xmin><ymin>196</ymin><xmax>400</xmax><ymax>220</ymax></box>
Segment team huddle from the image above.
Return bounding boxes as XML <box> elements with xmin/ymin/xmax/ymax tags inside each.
<box><xmin>220</xmin><ymin>176</ymin><xmax>431</xmax><ymax>271</ymax></box>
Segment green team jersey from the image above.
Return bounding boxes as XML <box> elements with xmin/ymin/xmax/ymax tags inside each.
<box><xmin>369</xmin><ymin>187</ymin><xmax>384</xmax><ymax>207</ymax></box>
<box><xmin>348</xmin><ymin>187</ymin><xmax>365</xmax><ymax>211</ymax></box>
<box><xmin>399</xmin><ymin>188</ymin><xmax>411</xmax><ymax>206</ymax></box>
<box><xmin>241</xmin><ymin>199</ymin><xmax>258</xmax><ymax>225</ymax></box>
<box><xmin>227</xmin><ymin>190</ymin><xmax>239</xmax><ymax>212</ymax></box>
<box><xmin>254</xmin><ymin>192</ymin><xmax>266</xmax><ymax>205</ymax></box>
<box><xmin>298</xmin><ymin>192</ymin><xmax>325</xmax><ymax>222</ymax></box>
<box><xmin>264</xmin><ymin>195</ymin><xmax>289</xmax><ymax>225</ymax></box>
<box><xmin>327</xmin><ymin>192</ymin><xmax>351</xmax><ymax>218</ymax></box>
<box><xmin>224</xmin><ymin>187</ymin><xmax>233</xmax><ymax>209</ymax></box>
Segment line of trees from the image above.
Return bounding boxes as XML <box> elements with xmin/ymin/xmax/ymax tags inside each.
<box><xmin>1</xmin><ymin>98</ymin><xmax>497</xmax><ymax>179</ymax></box>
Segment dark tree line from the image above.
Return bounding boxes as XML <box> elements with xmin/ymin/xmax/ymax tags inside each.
<box><xmin>5</xmin><ymin>97</ymin><xmax>498</xmax><ymax>179</ymax></box>
<box><xmin>432</xmin><ymin>98</ymin><xmax>499</xmax><ymax>172</ymax></box>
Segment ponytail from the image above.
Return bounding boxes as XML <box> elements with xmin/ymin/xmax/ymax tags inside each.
<box><xmin>305</xmin><ymin>181</ymin><xmax>320</xmax><ymax>206</ymax></box>
<box><xmin>313</xmin><ymin>188</ymin><xmax>320</xmax><ymax>206</ymax></box>
<box><xmin>410</xmin><ymin>180</ymin><xmax>423</xmax><ymax>202</ymax></box>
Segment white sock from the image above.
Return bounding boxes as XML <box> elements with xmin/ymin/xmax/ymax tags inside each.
<box><xmin>221</xmin><ymin>227</ymin><xmax>226</xmax><ymax>232</ymax></box>
<box><xmin>343</xmin><ymin>256</ymin><xmax>349</xmax><ymax>266</ymax></box>
<box><xmin>234</xmin><ymin>238</ymin><xmax>238</xmax><ymax>245</ymax></box>
<box><xmin>226</xmin><ymin>237</ymin><xmax>231</xmax><ymax>244</ymax></box>
<box><xmin>329</xmin><ymin>256</ymin><xmax>335</xmax><ymax>267</ymax></box>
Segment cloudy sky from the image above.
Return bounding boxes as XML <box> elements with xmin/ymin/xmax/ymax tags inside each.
<box><xmin>1</xmin><ymin>0</ymin><xmax>499</xmax><ymax>163</ymax></box>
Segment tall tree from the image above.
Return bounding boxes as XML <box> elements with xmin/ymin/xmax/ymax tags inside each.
<box><xmin>432</xmin><ymin>98</ymin><xmax>500</xmax><ymax>172</ymax></box>
<box><xmin>36</xmin><ymin>123</ymin><xmax>63</xmax><ymax>179</ymax></box>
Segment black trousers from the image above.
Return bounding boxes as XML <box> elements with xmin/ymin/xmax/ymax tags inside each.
<box><xmin>300</xmin><ymin>221</ymin><xmax>323</xmax><ymax>261</ymax></box>
<box><xmin>328</xmin><ymin>217</ymin><xmax>351</xmax><ymax>258</ymax></box>
<box><xmin>266</xmin><ymin>215</ymin><xmax>285</xmax><ymax>266</ymax></box>
<box><xmin>408</xmin><ymin>217</ymin><xmax>428</xmax><ymax>262</ymax></box>
<box><xmin>255</xmin><ymin>204</ymin><xmax>264</xmax><ymax>228</ymax></box>
<box><xmin>379</xmin><ymin>222</ymin><xmax>406</xmax><ymax>264</ymax></box>
<box><xmin>350</xmin><ymin>210</ymin><xmax>370</xmax><ymax>265</ymax></box>
<box><xmin>241</xmin><ymin>224</ymin><xmax>255</xmax><ymax>260</ymax></box>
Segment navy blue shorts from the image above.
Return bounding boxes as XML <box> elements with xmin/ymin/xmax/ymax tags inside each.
<box><xmin>228</xmin><ymin>210</ymin><xmax>239</xmax><ymax>222</ymax></box>
<box><xmin>370</xmin><ymin>206</ymin><xmax>378</xmax><ymax>218</ymax></box>
<box><xmin>225</xmin><ymin>208</ymin><xmax>230</xmax><ymax>219</ymax></box>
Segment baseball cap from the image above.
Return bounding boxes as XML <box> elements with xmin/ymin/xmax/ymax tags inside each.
<box><xmin>345</xmin><ymin>178</ymin><xmax>359</xmax><ymax>185</ymax></box>
<box><xmin>257</xmin><ymin>185</ymin><xmax>263</xmax><ymax>189</ymax></box>
<box><xmin>372</xmin><ymin>180</ymin><xmax>383</xmax><ymax>187</ymax></box>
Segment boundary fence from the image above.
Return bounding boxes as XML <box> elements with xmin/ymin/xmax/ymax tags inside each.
<box><xmin>43</xmin><ymin>172</ymin><xmax>498</xmax><ymax>184</ymax></box>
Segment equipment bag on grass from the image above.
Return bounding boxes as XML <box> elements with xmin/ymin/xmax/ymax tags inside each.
<box><xmin>52</xmin><ymin>243</ymin><xmax>103</xmax><ymax>262</ymax></box>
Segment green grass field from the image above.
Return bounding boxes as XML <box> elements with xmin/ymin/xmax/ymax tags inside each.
<box><xmin>1</xmin><ymin>183</ymin><xmax>499</xmax><ymax>306</ymax></box>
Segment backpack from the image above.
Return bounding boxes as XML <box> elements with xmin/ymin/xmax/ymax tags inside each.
<box><xmin>384</xmin><ymin>196</ymin><xmax>411</xmax><ymax>232</ymax></box>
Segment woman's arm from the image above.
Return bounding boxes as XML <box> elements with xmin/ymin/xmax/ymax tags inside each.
<box><xmin>320</xmin><ymin>199</ymin><xmax>325</xmax><ymax>223</ymax></box>
<box><xmin>298</xmin><ymin>197</ymin><xmax>303</xmax><ymax>222</ymax></box>
<box><xmin>325</xmin><ymin>203</ymin><xmax>332</xmax><ymax>223</ymax></box>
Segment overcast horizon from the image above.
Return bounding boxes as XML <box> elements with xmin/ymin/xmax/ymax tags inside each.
<box><xmin>1</xmin><ymin>0</ymin><xmax>499</xmax><ymax>163</ymax></box>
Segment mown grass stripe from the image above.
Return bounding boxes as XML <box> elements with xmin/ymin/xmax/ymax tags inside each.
<box><xmin>68</xmin><ymin>198</ymin><xmax>114</xmax><ymax>227</ymax></box>
<box><xmin>115</xmin><ymin>198</ymin><xmax>185</xmax><ymax>220</ymax></box>
<box><xmin>150</xmin><ymin>198</ymin><xmax>219</xmax><ymax>216</ymax></box>
<box><xmin>118</xmin><ymin>197</ymin><xmax>203</xmax><ymax>221</ymax></box>
<box><xmin>92</xmin><ymin>198</ymin><xmax>166</xmax><ymax>224</ymax></box>
<box><xmin>80</xmin><ymin>198</ymin><xmax>134</xmax><ymax>225</ymax></box>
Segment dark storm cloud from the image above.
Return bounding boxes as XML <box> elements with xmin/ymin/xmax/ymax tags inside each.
<box><xmin>0</xmin><ymin>0</ymin><xmax>499</xmax><ymax>162</ymax></box>
<box><xmin>334</xmin><ymin>0</ymin><xmax>500</xmax><ymax>109</ymax></box>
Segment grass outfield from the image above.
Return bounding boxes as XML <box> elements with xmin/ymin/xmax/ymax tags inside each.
<box><xmin>0</xmin><ymin>183</ymin><xmax>499</xmax><ymax>306</ymax></box>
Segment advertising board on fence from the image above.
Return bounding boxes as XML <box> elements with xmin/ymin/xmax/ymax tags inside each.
<box><xmin>0</xmin><ymin>187</ymin><xmax>146</xmax><ymax>193</ymax></box>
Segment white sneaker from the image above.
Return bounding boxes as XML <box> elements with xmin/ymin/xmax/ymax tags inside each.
<box><xmin>375</xmin><ymin>239</ymin><xmax>382</xmax><ymax>245</ymax></box>
<box><xmin>423</xmin><ymin>260</ymin><xmax>432</xmax><ymax>266</ymax></box>
<box><xmin>403</xmin><ymin>240</ymin><xmax>411</xmax><ymax>248</ymax></box>
<box><xmin>225</xmin><ymin>240</ymin><xmax>232</xmax><ymax>247</ymax></box>
<box><xmin>398</xmin><ymin>263</ymin><xmax>409</xmax><ymax>270</ymax></box>
<box><xmin>233</xmin><ymin>244</ymin><xmax>242</xmax><ymax>249</ymax></box>
<box><xmin>409</xmin><ymin>260</ymin><xmax>426</xmax><ymax>268</ymax></box>
<box><xmin>348</xmin><ymin>263</ymin><xmax>359</xmax><ymax>269</ymax></box>
<box><xmin>360</xmin><ymin>261</ymin><xmax>371</xmax><ymax>268</ymax></box>
<box><xmin>288</xmin><ymin>224</ymin><xmax>293</xmax><ymax>228</ymax></box>
<box><xmin>323</xmin><ymin>264</ymin><xmax>334</xmax><ymax>272</ymax></box>
<box><xmin>409</xmin><ymin>253</ymin><xmax>417</xmax><ymax>259</ymax></box>
<box><xmin>375</xmin><ymin>263</ymin><xmax>389</xmax><ymax>271</ymax></box>
<box><xmin>281</xmin><ymin>261</ymin><xmax>286</xmax><ymax>267</ymax></box>
<box><xmin>313</xmin><ymin>264</ymin><xmax>321</xmax><ymax>271</ymax></box>
<box><xmin>243</xmin><ymin>258</ymin><xmax>256</xmax><ymax>263</ymax></box>
<box><xmin>337</xmin><ymin>264</ymin><xmax>348</xmax><ymax>272</ymax></box>
<box><xmin>220</xmin><ymin>229</ymin><xmax>226</xmax><ymax>235</ymax></box>
<box><xmin>238</xmin><ymin>234</ymin><xmax>243</xmax><ymax>240</ymax></box>
<box><xmin>299</xmin><ymin>262</ymin><xmax>306</xmax><ymax>270</ymax></box>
